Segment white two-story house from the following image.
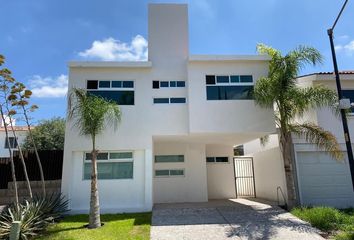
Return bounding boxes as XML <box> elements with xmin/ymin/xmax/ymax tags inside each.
<box><xmin>61</xmin><ymin>4</ymin><xmax>276</xmax><ymax>213</ymax></box>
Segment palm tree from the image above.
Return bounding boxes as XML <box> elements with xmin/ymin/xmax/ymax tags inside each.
<box><xmin>68</xmin><ymin>88</ymin><xmax>121</xmax><ymax>229</ymax></box>
<box><xmin>254</xmin><ymin>44</ymin><xmax>343</xmax><ymax>208</ymax></box>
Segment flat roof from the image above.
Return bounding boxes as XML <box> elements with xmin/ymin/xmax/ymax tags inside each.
<box><xmin>68</xmin><ymin>61</ymin><xmax>153</xmax><ymax>68</ymax></box>
<box><xmin>189</xmin><ymin>55</ymin><xmax>271</xmax><ymax>62</ymax></box>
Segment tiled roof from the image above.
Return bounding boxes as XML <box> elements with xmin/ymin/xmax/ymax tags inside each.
<box><xmin>298</xmin><ymin>71</ymin><xmax>354</xmax><ymax>78</ymax></box>
<box><xmin>0</xmin><ymin>126</ymin><xmax>32</xmax><ymax>131</ymax></box>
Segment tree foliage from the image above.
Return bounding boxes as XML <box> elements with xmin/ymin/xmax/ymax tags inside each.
<box><xmin>255</xmin><ymin>44</ymin><xmax>343</xmax><ymax>160</ymax></box>
<box><xmin>254</xmin><ymin>44</ymin><xmax>342</xmax><ymax>208</ymax></box>
<box><xmin>22</xmin><ymin>117</ymin><xmax>65</xmax><ymax>150</ymax></box>
<box><xmin>68</xmin><ymin>88</ymin><xmax>121</xmax><ymax>229</ymax></box>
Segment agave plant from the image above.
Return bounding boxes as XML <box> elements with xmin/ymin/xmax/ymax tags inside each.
<box><xmin>0</xmin><ymin>193</ymin><xmax>68</xmax><ymax>240</ymax></box>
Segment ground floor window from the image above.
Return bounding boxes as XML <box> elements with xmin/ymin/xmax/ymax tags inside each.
<box><xmin>155</xmin><ymin>169</ymin><xmax>184</xmax><ymax>177</ymax></box>
<box><xmin>83</xmin><ymin>151</ymin><xmax>133</xmax><ymax>180</ymax></box>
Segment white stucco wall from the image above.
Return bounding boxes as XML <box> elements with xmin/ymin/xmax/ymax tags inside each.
<box><xmin>251</xmin><ymin>147</ymin><xmax>287</xmax><ymax>202</ymax></box>
<box><xmin>63</xmin><ymin>149</ymin><xmax>152</xmax><ymax>214</ymax></box>
<box><xmin>206</xmin><ymin>144</ymin><xmax>236</xmax><ymax>199</ymax></box>
<box><xmin>188</xmin><ymin>60</ymin><xmax>275</xmax><ymax>135</ymax></box>
<box><xmin>153</xmin><ymin>141</ymin><xmax>208</xmax><ymax>203</ymax></box>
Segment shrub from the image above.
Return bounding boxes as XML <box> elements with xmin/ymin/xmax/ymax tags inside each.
<box><xmin>291</xmin><ymin>207</ymin><xmax>346</xmax><ymax>231</ymax></box>
<box><xmin>0</xmin><ymin>193</ymin><xmax>68</xmax><ymax>239</ymax></box>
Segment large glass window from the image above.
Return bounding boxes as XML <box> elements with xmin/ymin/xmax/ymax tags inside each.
<box><xmin>86</xmin><ymin>80</ymin><xmax>134</xmax><ymax>105</ymax></box>
<box><xmin>155</xmin><ymin>155</ymin><xmax>184</xmax><ymax>163</ymax></box>
<box><xmin>342</xmin><ymin>90</ymin><xmax>354</xmax><ymax>113</ymax></box>
<box><xmin>83</xmin><ymin>151</ymin><xmax>133</xmax><ymax>180</ymax></box>
<box><xmin>206</xmin><ymin>86</ymin><xmax>254</xmax><ymax>100</ymax></box>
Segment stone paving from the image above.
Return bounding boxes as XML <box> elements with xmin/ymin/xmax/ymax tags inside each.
<box><xmin>151</xmin><ymin>198</ymin><xmax>324</xmax><ymax>240</ymax></box>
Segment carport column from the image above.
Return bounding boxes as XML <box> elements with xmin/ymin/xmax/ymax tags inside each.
<box><xmin>144</xmin><ymin>149</ymin><xmax>153</xmax><ymax>210</ymax></box>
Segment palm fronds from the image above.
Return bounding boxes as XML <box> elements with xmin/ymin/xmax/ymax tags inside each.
<box><xmin>290</xmin><ymin>122</ymin><xmax>344</xmax><ymax>161</ymax></box>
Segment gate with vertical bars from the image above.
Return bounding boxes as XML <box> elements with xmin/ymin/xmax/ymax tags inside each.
<box><xmin>233</xmin><ymin>157</ymin><xmax>256</xmax><ymax>198</ymax></box>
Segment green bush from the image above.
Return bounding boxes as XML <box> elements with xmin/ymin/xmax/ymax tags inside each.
<box><xmin>335</xmin><ymin>232</ymin><xmax>354</xmax><ymax>240</ymax></box>
<box><xmin>0</xmin><ymin>193</ymin><xmax>68</xmax><ymax>239</ymax></box>
<box><xmin>291</xmin><ymin>207</ymin><xmax>346</xmax><ymax>231</ymax></box>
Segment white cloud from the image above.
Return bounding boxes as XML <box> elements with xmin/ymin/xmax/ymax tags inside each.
<box><xmin>29</xmin><ymin>74</ymin><xmax>68</xmax><ymax>98</ymax></box>
<box><xmin>78</xmin><ymin>35</ymin><xmax>148</xmax><ymax>61</ymax></box>
<box><xmin>335</xmin><ymin>40</ymin><xmax>354</xmax><ymax>55</ymax></box>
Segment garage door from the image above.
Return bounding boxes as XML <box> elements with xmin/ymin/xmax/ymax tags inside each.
<box><xmin>296</xmin><ymin>151</ymin><xmax>354</xmax><ymax>208</ymax></box>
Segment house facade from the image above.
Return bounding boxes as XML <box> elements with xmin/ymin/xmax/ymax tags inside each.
<box><xmin>244</xmin><ymin>72</ymin><xmax>354</xmax><ymax>208</ymax></box>
<box><xmin>0</xmin><ymin>117</ymin><xmax>28</xmax><ymax>158</ymax></box>
<box><xmin>61</xmin><ymin>4</ymin><xmax>276</xmax><ymax>213</ymax></box>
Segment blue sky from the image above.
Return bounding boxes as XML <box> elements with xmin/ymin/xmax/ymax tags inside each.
<box><xmin>1</xmin><ymin>0</ymin><xmax>354</xmax><ymax>123</ymax></box>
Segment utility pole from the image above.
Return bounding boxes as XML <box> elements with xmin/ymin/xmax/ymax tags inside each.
<box><xmin>327</xmin><ymin>0</ymin><xmax>354</xmax><ymax>190</ymax></box>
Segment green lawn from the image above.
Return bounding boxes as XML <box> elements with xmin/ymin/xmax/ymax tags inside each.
<box><xmin>36</xmin><ymin>212</ymin><xmax>151</xmax><ymax>240</ymax></box>
<box><xmin>291</xmin><ymin>207</ymin><xmax>354</xmax><ymax>240</ymax></box>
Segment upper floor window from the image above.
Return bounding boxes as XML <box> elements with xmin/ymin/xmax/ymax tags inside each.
<box><xmin>206</xmin><ymin>156</ymin><xmax>229</xmax><ymax>163</ymax></box>
<box><xmin>86</xmin><ymin>80</ymin><xmax>134</xmax><ymax>105</ymax></box>
<box><xmin>342</xmin><ymin>90</ymin><xmax>354</xmax><ymax>113</ymax></box>
<box><xmin>205</xmin><ymin>75</ymin><xmax>254</xmax><ymax>100</ymax></box>
<box><xmin>5</xmin><ymin>137</ymin><xmax>17</xmax><ymax>149</ymax></box>
<box><xmin>152</xmin><ymin>80</ymin><xmax>186</xmax><ymax>89</ymax></box>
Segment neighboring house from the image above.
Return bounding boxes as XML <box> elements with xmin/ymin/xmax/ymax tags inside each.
<box><xmin>244</xmin><ymin>71</ymin><xmax>354</xmax><ymax>209</ymax></box>
<box><xmin>61</xmin><ymin>4</ymin><xmax>276</xmax><ymax>213</ymax></box>
<box><xmin>0</xmin><ymin>117</ymin><xmax>28</xmax><ymax>158</ymax></box>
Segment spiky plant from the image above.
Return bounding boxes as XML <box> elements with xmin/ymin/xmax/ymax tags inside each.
<box><xmin>254</xmin><ymin>44</ymin><xmax>342</xmax><ymax>208</ymax></box>
<box><xmin>0</xmin><ymin>193</ymin><xmax>68</xmax><ymax>240</ymax></box>
<box><xmin>68</xmin><ymin>88</ymin><xmax>121</xmax><ymax>229</ymax></box>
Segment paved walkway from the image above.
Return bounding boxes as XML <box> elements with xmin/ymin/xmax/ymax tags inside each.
<box><xmin>151</xmin><ymin>198</ymin><xmax>324</xmax><ymax>240</ymax></box>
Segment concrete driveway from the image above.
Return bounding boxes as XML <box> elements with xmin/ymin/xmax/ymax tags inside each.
<box><xmin>151</xmin><ymin>199</ymin><xmax>324</xmax><ymax>240</ymax></box>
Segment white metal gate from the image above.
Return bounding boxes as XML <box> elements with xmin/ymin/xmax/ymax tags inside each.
<box><xmin>234</xmin><ymin>157</ymin><xmax>256</xmax><ymax>198</ymax></box>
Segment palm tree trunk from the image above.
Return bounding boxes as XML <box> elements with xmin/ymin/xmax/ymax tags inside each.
<box><xmin>279</xmin><ymin>131</ymin><xmax>298</xmax><ymax>209</ymax></box>
<box><xmin>0</xmin><ymin>108</ymin><xmax>19</xmax><ymax>207</ymax></box>
<box><xmin>22</xmin><ymin>106</ymin><xmax>46</xmax><ymax>197</ymax></box>
<box><xmin>9</xmin><ymin>118</ymin><xmax>33</xmax><ymax>199</ymax></box>
<box><xmin>88</xmin><ymin>137</ymin><xmax>101</xmax><ymax>229</ymax></box>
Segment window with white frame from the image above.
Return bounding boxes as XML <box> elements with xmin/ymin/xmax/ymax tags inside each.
<box><xmin>86</xmin><ymin>80</ymin><xmax>134</xmax><ymax>105</ymax></box>
<box><xmin>153</xmin><ymin>97</ymin><xmax>186</xmax><ymax>104</ymax></box>
<box><xmin>155</xmin><ymin>169</ymin><xmax>185</xmax><ymax>177</ymax></box>
<box><xmin>152</xmin><ymin>80</ymin><xmax>186</xmax><ymax>89</ymax></box>
<box><xmin>155</xmin><ymin>155</ymin><xmax>184</xmax><ymax>163</ymax></box>
<box><xmin>83</xmin><ymin>151</ymin><xmax>133</xmax><ymax>180</ymax></box>
<box><xmin>205</xmin><ymin>75</ymin><xmax>254</xmax><ymax>100</ymax></box>
<box><xmin>206</xmin><ymin>156</ymin><xmax>229</xmax><ymax>163</ymax></box>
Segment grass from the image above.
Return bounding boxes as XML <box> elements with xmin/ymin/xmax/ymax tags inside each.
<box><xmin>291</xmin><ymin>207</ymin><xmax>354</xmax><ymax>240</ymax></box>
<box><xmin>36</xmin><ymin>212</ymin><xmax>151</xmax><ymax>240</ymax></box>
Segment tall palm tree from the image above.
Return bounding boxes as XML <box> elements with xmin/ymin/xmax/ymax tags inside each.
<box><xmin>254</xmin><ymin>44</ymin><xmax>343</xmax><ymax>208</ymax></box>
<box><xmin>68</xmin><ymin>88</ymin><xmax>121</xmax><ymax>229</ymax></box>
